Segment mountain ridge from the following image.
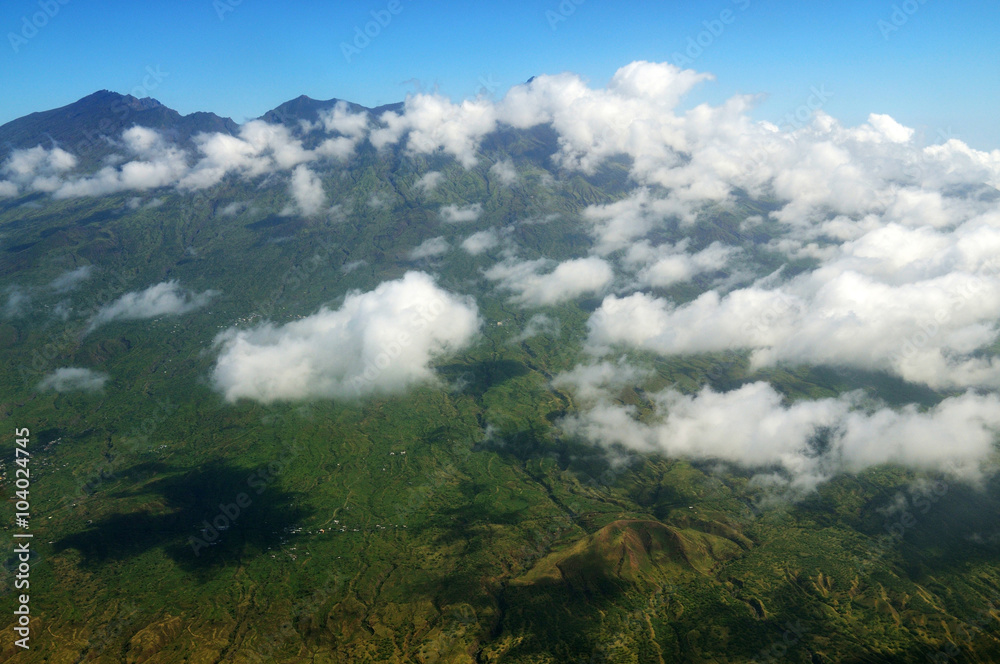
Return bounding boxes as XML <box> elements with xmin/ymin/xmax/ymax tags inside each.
<box><xmin>0</xmin><ymin>90</ymin><xmax>408</xmax><ymax>165</ymax></box>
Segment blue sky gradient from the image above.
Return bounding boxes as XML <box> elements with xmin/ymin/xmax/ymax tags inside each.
<box><xmin>2</xmin><ymin>0</ymin><xmax>998</xmax><ymax>148</ymax></box>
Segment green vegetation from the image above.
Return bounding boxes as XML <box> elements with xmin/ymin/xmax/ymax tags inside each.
<box><xmin>1</xmin><ymin>108</ymin><xmax>999</xmax><ymax>663</ymax></box>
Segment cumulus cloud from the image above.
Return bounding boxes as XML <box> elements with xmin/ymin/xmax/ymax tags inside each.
<box><xmin>52</xmin><ymin>127</ymin><xmax>189</xmax><ymax>198</ymax></box>
<box><xmin>588</xmin><ymin>216</ymin><xmax>1000</xmax><ymax>390</ymax></box>
<box><xmin>49</xmin><ymin>265</ymin><xmax>93</xmax><ymax>293</ymax></box>
<box><xmin>2</xmin><ymin>145</ymin><xmax>77</xmax><ymax>193</ymax></box>
<box><xmin>624</xmin><ymin>240</ymin><xmax>737</xmax><ymax>288</ymax></box>
<box><xmin>211</xmin><ymin>271</ymin><xmax>480</xmax><ymax>402</ymax></box>
<box><xmin>558</xmin><ymin>372</ymin><xmax>1000</xmax><ymax>490</ymax></box>
<box><xmin>342</xmin><ymin>259</ymin><xmax>366</xmax><ymax>273</ymax></box>
<box><xmin>552</xmin><ymin>358</ymin><xmax>650</xmax><ymax>403</ymax></box>
<box><xmin>440</xmin><ymin>203</ymin><xmax>482</xmax><ymax>223</ymax></box>
<box><xmin>2</xmin><ymin>287</ymin><xmax>30</xmax><ymax>318</ymax></box>
<box><xmin>582</xmin><ymin>188</ymin><xmax>697</xmax><ymax>254</ymax></box>
<box><xmin>461</xmin><ymin>229</ymin><xmax>502</xmax><ymax>255</ymax></box>
<box><xmin>89</xmin><ymin>281</ymin><xmax>217</xmax><ymax>331</ymax></box>
<box><xmin>37</xmin><ymin>367</ymin><xmax>109</xmax><ymax>392</ymax></box>
<box><xmin>365</xmin><ymin>61</ymin><xmax>711</xmax><ymax>173</ymax></box>
<box><xmin>408</xmin><ymin>236</ymin><xmax>449</xmax><ymax>260</ymax></box>
<box><xmin>513</xmin><ymin>313</ymin><xmax>561</xmax><ymax>342</ymax></box>
<box><xmin>218</xmin><ymin>201</ymin><xmax>250</xmax><ymax>216</ymax></box>
<box><xmin>288</xmin><ymin>165</ymin><xmax>325</xmax><ymax>215</ymax></box>
<box><xmin>180</xmin><ymin>120</ymin><xmax>313</xmax><ymax>190</ymax></box>
<box><xmin>371</xmin><ymin>95</ymin><xmax>497</xmax><ymax>167</ymax></box>
<box><xmin>414</xmin><ymin>171</ymin><xmax>444</xmax><ymax>193</ymax></box>
<box><xmin>489</xmin><ymin>159</ymin><xmax>517</xmax><ymax>185</ymax></box>
<box><xmin>362</xmin><ymin>61</ymin><xmax>999</xmax><ymax>234</ymax></box>
<box><xmin>314</xmin><ymin>101</ymin><xmax>370</xmax><ymax>160</ymax></box>
<box><xmin>8</xmin><ymin>60</ymin><xmax>997</xmax><ymax>246</ymax></box>
<box><xmin>501</xmin><ymin>63</ymin><xmax>710</xmax><ymax>176</ymax></box>
<box><xmin>486</xmin><ymin>256</ymin><xmax>614</xmax><ymax>306</ymax></box>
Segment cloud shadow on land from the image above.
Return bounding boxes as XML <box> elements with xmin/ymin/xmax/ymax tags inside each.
<box><xmin>437</xmin><ymin>359</ymin><xmax>530</xmax><ymax>397</ymax></box>
<box><xmin>54</xmin><ymin>460</ymin><xmax>312</xmax><ymax>578</ymax></box>
<box><xmin>848</xmin><ymin>472</ymin><xmax>1000</xmax><ymax>579</ymax></box>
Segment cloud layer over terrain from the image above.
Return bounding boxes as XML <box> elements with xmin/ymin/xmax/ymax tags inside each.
<box><xmin>557</xmin><ymin>364</ymin><xmax>1000</xmax><ymax>490</ymax></box>
<box><xmin>6</xmin><ymin>61</ymin><xmax>999</xmax><ymax>485</ymax></box>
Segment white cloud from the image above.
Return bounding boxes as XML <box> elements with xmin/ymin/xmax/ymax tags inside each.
<box><xmin>624</xmin><ymin>240</ymin><xmax>737</xmax><ymax>288</ymax></box>
<box><xmin>49</xmin><ymin>265</ymin><xmax>94</xmax><ymax>293</ymax></box>
<box><xmin>2</xmin><ymin>145</ymin><xmax>77</xmax><ymax>194</ymax></box>
<box><xmin>0</xmin><ymin>180</ymin><xmax>18</xmax><ymax>197</ymax></box>
<box><xmin>513</xmin><ymin>313</ymin><xmax>561</xmax><ymax>342</ymax></box>
<box><xmin>314</xmin><ymin>101</ymin><xmax>370</xmax><ymax>160</ymax></box>
<box><xmin>414</xmin><ymin>171</ymin><xmax>444</xmax><ymax>193</ymax></box>
<box><xmin>461</xmin><ymin>229</ymin><xmax>501</xmax><ymax>255</ymax></box>
<box><xmin>440</xmin><ymin>203</ymin><xmax>482</xmax><ymax>223</ymax></box>
<box><xmin>552</xmin><ymin>358</ymin><xmax>650</xmax><ymax>403</ymax></box>
<box><xmin>408</xmin><ymin>236</ymin><xmax>449</xmax><ymax>260</ymax></box>
<box><xmin>2</xmin><ymin>287</ymin><xmax>30</xmax><ymax>318</ymax></box>
<box><xmin>582</xmin><ymin>188</ymin><xmax>696</xmax><ymax>254</ymax></box>
<box><xmin>489</xmin><ymin>159</ymin><xmax>517</xmax><ymax>185</ymax></box>
<box><xmin>587</xmin><ymin>216</ymin><xmax>1000</xmax><ymax>390</ymax></box>
<box><xmin>364</xmin><ymin>61</ymin><xmax>998</xmax><ymax>234</ymax></box>
<box><xmin>211</xmin><ymin>271</ymin><xmax>481</xmax><ymax>402</ymax></box>
<box><xmin>372</xmin><ymin>94</ymin><xmax>497</xmax><ymax>167</ymax></box>
<box><xmin>49</xmin><ymin>128</ymin><xmax>189</xmax><ymax>198</ymax></box>
<box><xmin>218</xmin><ymin>201</ymin><xmax>250</xmax><ymax>216</ymax></box>
<box><xmin>368</xmin><ymin>192</ymin><xmax>396</xmax><ymax>209</ymax></box>
<box><xmin>319</xmin><ymin>101</ymin><xmax>369</xmax><ymax>139</ymax></box>
<box><xmin>6</xmin><ymin>61</ymin><xmax>997</xmax><ymax>246</ymax></box>
<box><xmin>289</xmin><ymin>165</ymin><xmax>325</xmax><ymax>215</ymax></box>
<box><xmin>495</xmin><ymin>62</ymin><xmax>713</xmax><ymax>177</ymax></box>
<box><xmin>558</xmin><ymin>374</ymin><xmax>1000</xmax><ymax>490</ymax></box>
<box><xmin>866</xmin><ymin>113</ymin><xmax>915</xmax><ymax>144</ymax></box>
<box><xmin>3</xmin><ymin>145</ymin><xmax>77</xmax><ymax>186</ymax></box>
<box><xmin>89</xmin><ymin>281</ymin><xmax>217</xmax><ymax>331</ymax></box>
<box><xmin>486</xmin><ymin>256</ymin><xmax>614</xmax><ymax>306</ymax></box>
<box><xmin>342</xmin><ymin>259</ymin><xmax>366</xmax><ymax>273</ymax></box>
<box><xmin>38</xmin><ymin>367</ymin><xmax>109</xmax><ymax>392</ymax></box>
<box><xmin>180</xmin><ymin>120</ymin><xmax>315</xmax><ymax>190</ymax></box>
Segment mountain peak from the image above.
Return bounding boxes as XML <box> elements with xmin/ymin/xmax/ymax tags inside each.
<box><xmin>0</xmin><ymin>91</ymin><xmax>237</xmax><ymax>164</ymax></box>
<box><xmin>77</xmin><ymin>90</ymin><xmax>165</xmax><ymax>111</ymax></box>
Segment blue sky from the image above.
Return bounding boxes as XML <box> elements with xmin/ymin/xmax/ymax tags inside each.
<box><xmin>2</xmin><ymin>0</ymin><xmax>998</xmax><ymax>148</ymax></box>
